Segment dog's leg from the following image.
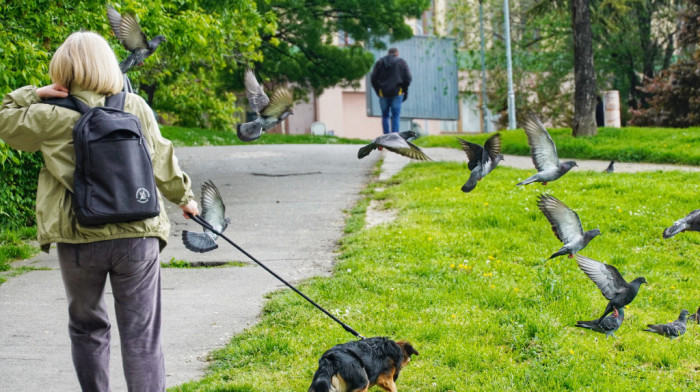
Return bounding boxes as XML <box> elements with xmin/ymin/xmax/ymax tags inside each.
<box><xmin>375</xmin><ymin>373</ymin><xmax>398</xmax><ymax>392</ymax></box>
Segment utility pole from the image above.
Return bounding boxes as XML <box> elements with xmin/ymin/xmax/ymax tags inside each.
<box><xmin>479</xmin><ymin>0</ymin><xmax>490</xmax><ymax>133</ymax></box>
<box><xmin>503</xmin><ymin>0</ymin><xmax>516</xmax><ymax>129</ymax></box>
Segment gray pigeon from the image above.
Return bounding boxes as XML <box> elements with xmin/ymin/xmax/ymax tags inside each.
<box><xmin>688</xmin><ymin>306</ymin><xmax>700</xmax><ymax>324</ymax></box>
<box><xmin>662</xmin><ymin>209</ymin><xmax>700</xmax><ymax>238</ymax></box>
<box><xmin>357</xmin><ymin>131</ymin><xmax>431</xmax><ymax>161</ymax></box>
<box><xmin>575</xmin><ymin>254</ymin><xmax>647</xmax><ymax>322</ymax></box>
<box><xmin>537</xmin><ymin>194</ymin><xmax>601</xmax><ymax>260</ymax></box>
<box><xmin>182</xmin><ymin>180</ymin><xmax>230</xmax><ymax>253</ymax></box>
<box><xmin>457</xmin><ymin>133</ymin><xmax>504</xmax><ymax>193</ymax></box>
<box><xmin>575</xmin><ymin>307</ymin><xmax>624</xmax><ymax>339</ymax></box>
<box><xmin>107</xmin><ymin>5</ymin><xmax>166</xmax><ymax>74</ymax></box>
<box><xmin>237</xmin><ymin>68</ymin><xmax>294</xmax><ymax>142</ymax></box>
<box><xmin>603</xmin><ymin>160</ymin><xmax>615</xmax><ymax>173</ymax></box>
<box><xmin>644</xmin><ymin>309</ymin><xmax>689</xmax><ymax>339</ymax></box>
<box><xmin>517</xmin><ymin>114</ymin><xmax>577</xmax><ymax>186</ymax></box>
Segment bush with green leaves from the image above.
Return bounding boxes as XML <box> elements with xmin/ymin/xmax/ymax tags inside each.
<box><xmin>0</xmin><ymin>142</ymin><xmax>43</xmax><ymax>229</ymax></box>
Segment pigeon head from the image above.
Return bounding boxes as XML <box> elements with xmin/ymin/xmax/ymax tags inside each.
<box><xmin>494</xmin><ymin>154</ymin><xmax>505</xmax><ymax>164</ymax></box>
<box><xmin>403</xmin><ymin>131</ymin><xmax>419</xmax><ymax>140</ymax></box>
<box><xmin>561</xmin><ymin>161</ymin><xmax>578</xmax><ymax>172</ymax></box>
<box><xmin>632</xmin><ymin>277</ymin><xmax>648</xmax><ymax>286</ymax></box>
<box><xmin>151</xmin><ymin>35</ymin><xmax>167</xmax><ymax>46</ymax></box>
<box><xmin>679</xmin><ymin>309</ymin><xmax>689</xmax><ymax>321</ymax></box>
<box><xmin>584</xmin><ymin>228</ymin><xmax>601</xmax><ymax>240</ymax></box>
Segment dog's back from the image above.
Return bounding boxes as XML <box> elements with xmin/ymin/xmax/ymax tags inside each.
<box><xmin>308</xmin><ymin>337</ymin><xmax>418</xmax><ymax>392</ymax></box>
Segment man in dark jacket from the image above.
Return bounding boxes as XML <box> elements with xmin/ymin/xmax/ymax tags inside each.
<box><xmin>371</xmin><ymin>47</ymin><xmax>412</xmax><ymax>134</ymax></box>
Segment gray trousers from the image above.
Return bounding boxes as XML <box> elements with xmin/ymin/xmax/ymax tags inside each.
<box><xmin>58</xmin><ymin>237</ymin><xmax>165</xmax><ymax>392</ymax></box>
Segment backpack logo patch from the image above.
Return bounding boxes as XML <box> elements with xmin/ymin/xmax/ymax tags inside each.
<box><xmin>136</xmin><ymin>188</ymin><xmax>151</xmax><ymax>204</ymax></box>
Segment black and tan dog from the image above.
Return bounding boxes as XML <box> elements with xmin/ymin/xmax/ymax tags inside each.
<box><xmin>308</xmin><ymin>337</ymin><xmax>418</xmax><ymax>392</ymax></box>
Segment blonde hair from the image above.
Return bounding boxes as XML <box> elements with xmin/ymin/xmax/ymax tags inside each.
<box><xmin>49</xmin><ymin>31</ymin><xmax>123</xmax><ymax>95</ymax></box>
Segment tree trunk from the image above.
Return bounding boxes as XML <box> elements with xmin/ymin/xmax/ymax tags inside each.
<box><xmin>570</xmin><ymin>0</ymin><xmax>597</xmax><ymax>137</ymax></box>
<box><xmin>141</xmin><ymin>83</ymin><xmax>157</xmax><ymax>108</ymax></box>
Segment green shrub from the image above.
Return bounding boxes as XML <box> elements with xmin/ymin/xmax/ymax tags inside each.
<box><xmin>0</xmin><ymin>142</ymin><xmax>43</xmax><ymax>229</ymax></box>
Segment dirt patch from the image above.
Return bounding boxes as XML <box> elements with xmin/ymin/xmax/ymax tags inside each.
<box><xmin>364</xmin><ymin>199</ymin><xmax>398</xmax><ymax>229</ymax></box>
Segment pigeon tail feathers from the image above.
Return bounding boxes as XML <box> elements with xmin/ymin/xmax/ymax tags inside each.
<box><xmin>182</xmin><ymin>230</ymin><xmax>219</xmax><ymax>253</ymax></box>
<box><xmin>358</xmin><ymin>143</ymin><xmax>377</xmax><ymax>159</ymax></box>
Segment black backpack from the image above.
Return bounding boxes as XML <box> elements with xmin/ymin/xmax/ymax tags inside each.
<box><xmin>45</xmin><ymin>93</ymin><xmax>160</xmax><ymax>226</ymax></box>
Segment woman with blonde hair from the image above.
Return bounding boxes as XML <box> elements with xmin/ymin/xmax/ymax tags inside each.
<box><xmin>0</xmin><ymin>31</ymin><xmax>199</xmax><ymax>391</ymax></box>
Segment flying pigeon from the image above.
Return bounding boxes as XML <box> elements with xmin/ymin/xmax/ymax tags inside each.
<box><xmin>644</xmin><ymin>309</ymin><xmax>689</xmax><ymax>339</ymax></box>
<box><xmin>662</xmin><ymin>209</ymin><xmax>700</xmax><ymax>238</ymax></box>
<box><xmin>457</xmin><ymin>133</ymin><xmax>504</xmax><ymax>193</ymax></box>
<box><xmin>357</xmin><ymin>131</ymin><xmax>431</xmax><ymax>161</ymax></box>
<box><xmin>688</xmin><ymin>306</ymin><xmax>700</xmax><ymax>324</ymax></box>
<box><xmin>575</xmin><ymin>254</ymin><xmax>647</xmax><ymax>322</ymax></box>
<box><xmin>575</xmin><ymin>307</ymin><xmax>624</xmax><ymax>339</ymax></box>
<box><xmin>537</xmin><ymin>194</ymin><xmax>601</xmax><ymax>260</ymax></box>
<box><xmin>237</xmin><ymin>68</ymin><xmax>294</xmax><ymax>142</ymax></box>
<box><xmin>182</xmin><ymin>180</ymin><xmax>230</xmax><ymax>253</ymax></box>
<box><xmin>516</xmin><ymin>114</ymin><xmax>577</xmax><ymax>186</ymax></box>
<box><xmin>603</xmin><ymin>160</ymin><xmax>615</xmax><ymax>173</ymax></box>
<box><xmin>107</xmin><ymin>5</ymin><xmax>166</xmax><ymax>74</ymax></box>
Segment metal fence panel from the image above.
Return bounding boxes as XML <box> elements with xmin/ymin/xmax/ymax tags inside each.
<box><xmin>366</xmin><ymin>36</ymin><xmax>459</xmax><ymax>120</ymax></box>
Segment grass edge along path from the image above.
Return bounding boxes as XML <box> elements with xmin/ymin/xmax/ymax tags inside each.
<box><xmin>415</xmin><ymin>126</ymin><xmax>700</xmax><ymax>166</ymax></box>
<box><xmin>171</xmin><ymin>162</ymin><xmax>700</xmax><ymax>391</ymax></box>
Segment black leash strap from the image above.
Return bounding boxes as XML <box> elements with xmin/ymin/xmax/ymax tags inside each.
<box><xmin>187</xmin><ymin>213</ymin><xmax>365</xmax><ymax>340</ymax></box>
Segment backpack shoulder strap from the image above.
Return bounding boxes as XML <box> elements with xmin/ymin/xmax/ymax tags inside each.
<box><xmin>43</xmin><ymin>95</ymin><xmax>91</xmax><ymax>114</ymax></box>
<box><xmin>105</xmin><ymin>92</ymin><xmax>126</xmax><ymax>110</ymax></box>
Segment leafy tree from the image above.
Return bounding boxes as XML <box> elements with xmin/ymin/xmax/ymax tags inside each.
<box><xmin>248</xmin><ymin>0</ymin><xmax>430</xmax><ymax>94</ymax></box>
<box><xmin>448</xmin><ymin>0</ymin><xmax>681</xmax><ymax>129</ymax></box>
<box><xmin>0</xmin><ymin>0</ymin><xmax>270</xmax><ymax>131</ymax></box>
<box><xmin>630</xmin><ymin>0</ymin><xmax>700</xmax><ymax>126</ymax></box>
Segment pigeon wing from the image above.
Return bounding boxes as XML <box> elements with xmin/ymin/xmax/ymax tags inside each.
<box><xmin>483</xmin><ymin>133</ymin><xmax>502</xmax><ymax>162</ymax></box>
<box><xmin>106</xmin><ymin>5</ymin><xmax>124</xmax><ymax>40</ymax></box>
<box><xmin>118</xmin><ymin>13</ymin><xmax>149</xmax><ymax>51</ymax></box>
<box><xmin>456</xmin><ymin>138</ymin><xmax>483</xmax><ymax>170</ymax></box>
<box><xmin>261</xmin><ymin>88</ymin><xmax>293</xmax><ymax>118</ymax></box>
<box><xmin>537</xmin><ymin>194</ymin><xmax>584</xmax><ymax>245</ymax></box>
<box><xmin>200</xmin><ymin>180</ymin><xmax>227</xmax><ymax>234</ymax></box>
<box><xmin>244</xmin><ymin>68</ymin><xmax>270</xmax><ymax>114</ymax></box>
<box><xmin>575</xmin><ymin>255</ymin><xmax>628</xmax><ymax>300</ymax></box>
<box><xmin>523</xmin><ymin>114</ymin><xmax>560</xmax><ymax>172</ymax></box>
<box><xmin>381</xmin><ymin>136</ymin><xmax>432</xmax><ymax>161</ymax></box>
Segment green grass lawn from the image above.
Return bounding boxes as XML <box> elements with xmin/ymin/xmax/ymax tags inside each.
<box><xmin>0</xmin><ymin>227</ymin><xmax>40</xmax><ymax>284</ymax></box>
<box><xmin>161</xmin><ymin>125</ymin><xmax>368</xmax><ymax>147</ymax></box>
<box><xmin>171</xmin><ymin>163</ymin><xmax>700</xmax><ymax>391</ymax></box>
<box><xmin>415</xmin><ymin>126</ymin><xmax>700</xmax><ymax>166</ymax></box>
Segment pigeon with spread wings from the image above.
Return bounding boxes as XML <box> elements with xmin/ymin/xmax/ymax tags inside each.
<box><xmin>106</xmin><ymin>5</ymin><xmax>166</xmax><ymax>74</ymax></box>
<box><xmin>457</xmin><ymin>133</ymin><xmax>504</xmax><ymax>193</ymax></box>
<box><xmin>517</xmin><ymin>114</ymin><xmax>577</xmax><ymax>186</ymax></box>
<box><xmin>182</xmin><ymin>181</ymin><xmax>230</xmax><ymax>253</ymax></box>
<box><xmin>537</xmin><ymin>194</ymin><xmax>601</xmax><ymax>260</ymax></box>
<box><xmin>575</xmin><ymin>254</ymin><xmax>647</xmax><ymax>322</ymax></box>
<box><xmin>663</xmin><ymin>209</ymin><xmax>700</xmax><ymax>239</ymax></box>
<box><xmin>357</xmin><ymin>131</ymin><xmax>431</xmax><ymax>161</ymax></box>
<box><xmin>237</xmin><ymin>68</ymin><xmax>294</xmax><ymax>142</ymax></box>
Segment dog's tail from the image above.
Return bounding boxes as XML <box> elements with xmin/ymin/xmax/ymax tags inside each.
<box><xmin>308</xmin><ymin>357</ymin><xmax>335</xmax><ymax>392</ymax></box>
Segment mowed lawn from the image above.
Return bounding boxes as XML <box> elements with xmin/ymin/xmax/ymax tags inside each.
<box><xmin>172</xmin><ymin>163</ymin><xmax>700</xmax><ymax>391</ymax></box>
<box><xmin>415</xmin><ymin>126</ymin><xmax>700</xmax><ymax>166</ymax></box>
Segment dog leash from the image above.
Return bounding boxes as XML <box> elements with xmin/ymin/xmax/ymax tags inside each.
<box><xmin>187</xmin><ymin>213</ymin><xmax>365</xmax><ymax>340</ymax></box>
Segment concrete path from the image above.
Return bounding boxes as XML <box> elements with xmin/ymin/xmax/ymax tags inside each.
<box><xmin>0</xmin><ymin>144</ymin><xmax>379</xmax><ymax>392</ymax></box>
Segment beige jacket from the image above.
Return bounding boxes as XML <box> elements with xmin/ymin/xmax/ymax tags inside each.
<box><xmin>0</xmin><ymin>85</ymin><xmax>194</xmax><ymax>252</ymax></box>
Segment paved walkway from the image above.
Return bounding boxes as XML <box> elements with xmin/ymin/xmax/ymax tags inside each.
<box><xmin>1</xmin><ymin>144</ymin><xmax>697</xmax><ymax>391</ymax></box>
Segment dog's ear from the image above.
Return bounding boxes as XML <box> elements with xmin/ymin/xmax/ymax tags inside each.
<box><xmin>397</xmin><ymin>341</ymin><xmax>419</xmax><ymax>357</ymax></box>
